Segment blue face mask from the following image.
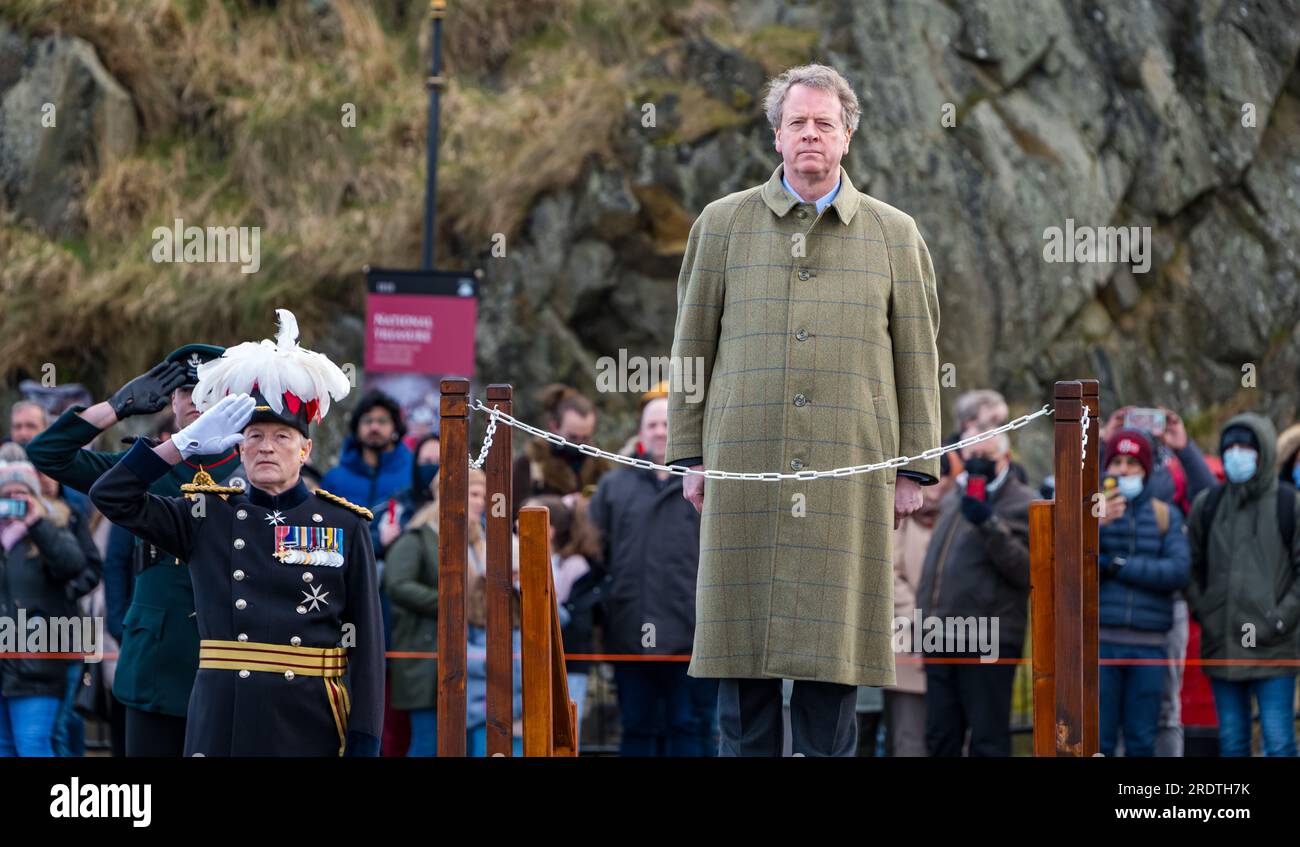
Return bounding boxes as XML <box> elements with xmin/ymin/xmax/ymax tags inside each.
<box><xmin>1223</xmin><ymin>446</ymin><xmax>1258</xmax><ymax>484</ymax></box>
<box><xmin>1116</xmin><ymin>474</ymin><xmax>1144</xmax><ymax>500</ymax></box>
<box><xmin>417</xmin><ymin>462</ymin><xmax>439</xmax><ymax>490</ymax></box>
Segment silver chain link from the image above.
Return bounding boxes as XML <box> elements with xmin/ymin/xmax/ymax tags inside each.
<box><xmin>467</xmin><ymin>403</ymin><xmax>500</xmax><ymax>470</ymax></box>
<box><xmin>464</xmin><ymin>398</ymin><xmax>1062</xmax><ymax>482</ymax></box>
<box><xmin>1080</xmin><ymin>404</ymin><xmax>1090</xmax><ymax>469</ymax></box>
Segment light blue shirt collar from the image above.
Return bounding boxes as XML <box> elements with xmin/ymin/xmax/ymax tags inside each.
<box><xmin>782</xmin><ymin>172</ymin><xmax>841</xmax><ymax>215</ymax></box>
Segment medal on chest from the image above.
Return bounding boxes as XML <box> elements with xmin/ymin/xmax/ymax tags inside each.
<box><xmin>273</xmin><ymin>525</ymin><xmax>345</xmax><ymax>567</ymax></box>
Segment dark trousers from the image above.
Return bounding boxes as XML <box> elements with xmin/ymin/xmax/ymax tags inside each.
<box><xmin>615</xmin><ymin>663</ymin><xmax>717</xmax><ymax>756</ymax></box>
<box><xmin>717</xmin><ymin>677</ymin><xmax>857</xmax><ymax>757</ymax></box>
<box><xmin>125</xmin><ymin>706</ymin><xmax>187</xmax><ymax>757</ymax></box>
<box><xmin>1099</xmin><ymin>641</ymin><xmax>1166</xmax><ymax>757</ymax></box>
<box><xmin>924</xmin><ymin>648</ymin><xmax>1019</xmax><ymax>757</ymax></box>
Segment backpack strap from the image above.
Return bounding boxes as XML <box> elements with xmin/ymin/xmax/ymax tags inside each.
<box><xmin>1278</xmin><ymin>483</ymin><xmax>1297</xmax><ymax>557</ymax></box>
<box><xmin>1151</xmin><ymin>498</ymin><xmax>1169</xmax><ymax>535</ymax></box>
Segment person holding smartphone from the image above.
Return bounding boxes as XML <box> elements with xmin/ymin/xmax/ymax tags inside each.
<box><xmin>0</xmin><ymin>458</ymin><xmax>90</xmax><ymax>756</ymax></box>
<box><xmin>1096</xmin><ymin>429</ymin><xmax>1190</xmax><ymax>757</ymax></box>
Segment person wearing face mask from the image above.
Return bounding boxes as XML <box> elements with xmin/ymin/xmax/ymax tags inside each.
<box><xmin>511</xmin><ymin>384</ymin><xmax>612</xmax><ymax>522</ymax></box>
<box><xmin>1095</xmin><ymin>429</ymin><xmax>1190</xmax><ymax>757</ymax></box>
<box><xmin>1277</xmin><ymin>423</ymin><xmax>1300</xmax><ymax>491</ymax></box>
<box><xmin>1186</xmin><ymin>415</ymin><xmax>1300</xmax><ymax>757</ymax></box>
<box><xmin>914</xmin><ymin>430</ymin><xmax>1033</xmax><ymax>757</ymax></box>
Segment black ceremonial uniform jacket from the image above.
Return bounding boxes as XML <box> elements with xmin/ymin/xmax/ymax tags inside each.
<box><xmin>90</xmin><ymin>440</ymin><xmax>384</xmax><ymax>757</ymax></box>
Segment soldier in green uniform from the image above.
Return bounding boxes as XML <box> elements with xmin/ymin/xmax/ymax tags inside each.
<box><xmin>25</xmin><ymin>344</ymin><xmax>244</xmax><ymax>755</ymax></box>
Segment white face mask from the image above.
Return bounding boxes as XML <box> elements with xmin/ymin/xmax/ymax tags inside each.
<box><xmin>1115</xmin><ymin>474</ymin><xmax>1144</xmax><ymax>500</ymax></box>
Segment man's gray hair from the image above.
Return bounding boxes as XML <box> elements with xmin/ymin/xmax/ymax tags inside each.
<box><xmin>762</xmin><ymin>63</ymin><xmax>861</xmax><ymax>133</ymax></box>
<box><xmin>10</xmin><ymin>400</ymin><xmax>48</xmax><ymax>425</ymax></box>
<box><xmin>954</xmin><ymin>389</ymin><xmax>1007</xmax><ymax>429</ymax></box>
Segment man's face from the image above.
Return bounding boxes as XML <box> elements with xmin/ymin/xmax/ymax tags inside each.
<box><xmin>773</xmin><ymin>84</ymin><xmax>852</xmax><ymax>185</ymax></box>
<box><xmin>961</xmin><ymin>430</ymin><xmax>1010</xmax><ymax>476</ymax></box>
<box><xmin>9</xmin><ymin>406</ymin><xmax>45</xmax><ymax>446</ymax></box>
<box><xmin>241</xmin><ymin>423</ymin><xmax>309</xmax><ymax>490</ymax></box>
<box><xmin>555</xmin><ymin>410</ymin><xmax>595</xmax><ymax>445</ymax></box>
<box><xmin>172</xmin><ymin>387</ymin><xmax>201</xmax><ymax>428</ymax></box>
<box><xmin>970</xmin><ymin>402</ymin><xmax>1009</xmax><ymax>434</ymax></box>
<box><xmin>1107</xmin><ymin>455</ymin><xmax>1144</xmax><ymax>478</ymax></box>
<box><xmin>357</xmin><ymin>407</ymin><xmax>396</xmax><ymax>451</ymax></box>
<box><xmin>639</xmin><ymin>398</ymin><xmax>669</xmax><ymax>463</ymax></box>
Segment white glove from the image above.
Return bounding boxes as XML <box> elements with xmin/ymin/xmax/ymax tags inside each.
<box><xmin>173</xmin><ymin>393</ymin><xmax>256</xmax><ymax>459</ymax></box>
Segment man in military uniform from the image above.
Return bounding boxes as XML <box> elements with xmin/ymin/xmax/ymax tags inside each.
<box><xmin>90</xmin><ymin>310</ymin><xmax>382</xmax><ymax>756</ymax></box>
<box><xmin>26</xmin><ymin>343</ymin><xmax>242</xmax><ymax>756</ymax></box>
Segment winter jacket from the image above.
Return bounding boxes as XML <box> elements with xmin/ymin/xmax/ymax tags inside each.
<box><xmin>1098</xmin><ymin>487</ymin><xmax>1191</xmax><ymax>634</ymax></box>
<box><xmin>320</xmin><ymin>437</ymin><xmax>413</xmax><ymax>516</ymax></box>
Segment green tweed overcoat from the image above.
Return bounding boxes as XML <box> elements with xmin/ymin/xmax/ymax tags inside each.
<box><xmin>666</xmin><ymin>163</ymin><xmax>942</xmax><ymax>687</ymax></box>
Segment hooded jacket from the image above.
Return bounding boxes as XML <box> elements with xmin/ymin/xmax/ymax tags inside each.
<box><xmin>1187</xmin><ymin>413</ymin><xmax>1300</xmax><ymax>680</ymax></box>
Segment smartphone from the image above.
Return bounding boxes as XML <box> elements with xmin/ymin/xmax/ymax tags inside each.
<box><xmin>0</xmin><ymin>498</ymin><xmax>28</xmax><ymax>519</ymax></box>
<box><xmin>966</xmin><ymin>475</ymin><xmax>987</xmax><ymax>502</ymax></box>
<box><xmin>1124</xmin><ymin>407</ymin><xmax>1166</xmax><ymax>435</ymax></box>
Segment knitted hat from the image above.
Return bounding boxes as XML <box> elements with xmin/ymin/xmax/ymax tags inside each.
<box><xmin>1221</xmin><ymin>424</ymin><xmax>1260</xmax><ymax>454</ymax></box>
<box><xmin>1104</xmin><ymin>428</ymin><xmax>1153</xmax><ymax>476</ymax></box>
<box><xmin>0</xmin><ymin>460</ymin><xmax>41</xmax><ymax>496</ymax></box>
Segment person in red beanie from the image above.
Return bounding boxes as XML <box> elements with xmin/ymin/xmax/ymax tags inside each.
<box><xmin>1096</xmin><ymin>428</ymin><xmax>1191</xmax><ymax>756</ymax></box>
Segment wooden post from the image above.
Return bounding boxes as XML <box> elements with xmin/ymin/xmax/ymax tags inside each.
<box><xmin>1052</xmin><ymin>380</ymin><xmax>1084</xmax><ymax>755</ymax></box>
<box><xmin>1029</xmin><ymin>500</ymin><xmax>1056</xmax><ymax>757</ymax></box>
<box><xmin>484</xmin><ymin>384</ymin><xmax>514</xmax><ymax>756</ymax></box>
<box><xmin>519</xmin><ymin>507</ymin><xmax>554</xmax><ymax>757</ymax></box>
<box><xmin>1079</xmin><ymin>379</ymin><xmax>1100</xmax><ymax>756</ymax></box>
<box><xmin>437</xmin><ymin>378</ymin><xmax>469</xmax><ymax>757</ymax></box>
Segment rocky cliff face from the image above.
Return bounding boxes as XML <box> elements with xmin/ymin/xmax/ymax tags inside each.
<box><xmin>2</xmin><ymin>1</ymin><xmax>1298</xmax><ymax>470</ymax></box>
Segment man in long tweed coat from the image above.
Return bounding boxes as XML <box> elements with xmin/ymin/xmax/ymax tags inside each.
<box><xmin>666</xmin><ymin>64</ymin><xmax>942</xmax><ymax>756</ymax></box>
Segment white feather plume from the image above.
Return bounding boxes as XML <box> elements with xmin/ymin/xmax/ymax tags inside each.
<box><xmin>193</xmin><ymin>309</ymin><xmax>351</xmax><ymax>422</ymax></box>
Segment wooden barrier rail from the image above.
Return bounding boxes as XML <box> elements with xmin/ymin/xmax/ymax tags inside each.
<box><xmin>438</xmin><ymin>379</ymin><xmax>577</xmax><ymax>756</ymax></box>
<box><xmin>1030</xmin><ymin>379</ymin><xmax>1100</xmax><ymax>756</ymax></box>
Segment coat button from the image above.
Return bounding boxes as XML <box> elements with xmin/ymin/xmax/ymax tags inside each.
<box><xmin>290</xmin><ymin>636</ymin><xmax>302</xmax><ymax>646</ymax></box>
<box><xmin>795</xmin><ymin>328</ymin><xmax>808</xmax><ymax>341</ymax></box>
<box><xmin>794</xmin><ymin>393</ymin><xmax>807</xmax><ymax>407</ymax></box>
<box><xmin>312</xmin><ymin>514</ymin><xmax>323</xmax><ymax>523</ymax></box>
<box><xmin>233</xmin><ymin>569</ymin><xmax>245</xmax><ymax>581</ymax></box>
<box><xmin>797</xmin><ymin>209</ymin><xmax>808</xmax><ymax>220</ymax></box>
<box><xmin>238</xmin><ymin>669</ymin><xmax>250</xmax><ymax>679</ymax></box>
<box><xmin>237</xmin><ymin>633</ymin><xmax>248</xmax><ymax>642</ymax></box>
<box><xmin>284</xmin><ymin>670</ymin><xmax>295</xmax><ymax>680</ymax></box>
<box><xmin>236</xmin><ymin>510</ymin><xmax>247</xmax><ymax>520</ymax></box>
<box><xmin>235</xmin><ymin>598</ymin><xmax>247</xmax><ymax>610</ymax></box>
<box><xmin>790</xmin><ymin>458</ymin><xmax>804</xmax><ymax>471</ymax></box>
<box><xmin>233</xmin><ymin>538</ymin><xmax>245</xmax><ymax>550</ymax></box>
<box><xmin>302</xmin><ymin>572</ymin><xmax>314</xmax><ymax>583</ymax></box>
<box><xmin>798</xmin><ymin>270</ymin><xmax>810</xmax><ymax>281</ymax></box>
<box><xmin>296</xmin><ymin>605</ymin><xmax>308</xmax><ymax>615</ymax></box>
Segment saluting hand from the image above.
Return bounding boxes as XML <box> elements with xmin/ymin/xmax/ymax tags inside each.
<box><xmin>173</xmin><ymin>393</ymin><xmax>256</xmax><ymax>459</ymax></box>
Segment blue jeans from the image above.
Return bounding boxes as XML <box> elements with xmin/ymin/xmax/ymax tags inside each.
<box><xmin>1210</xmin><ymin>675</ymin><xmax>1298</xmax><ymax>757</ymax></box>
<box><xmin>468</xmin><ymin>725</ymin><xmax>522</xmax><ymax>757</ymax></box>
<box><xmin>407</xmin><ymin>708</ymin><xmax>437</xmax><ymax>757</ymax></box>
<box><xmin>1099</xmin><ymin>642</ymin><xmax>1166</xmax><ymax>757</ymax></box>
<box><xmin>567</xmin><ymin>671</ymin><xmax>589</xmax><ymax>743</ymax></box>
<box><xmin>51</xmin><ymin>664</ymin><xmax>85</xmax><ymax>757</ymax></box>
<box><xmin>0</xmin><ymin>694</ymin><xmax>60</xmax><ymax>757</ymax></box>
<box><xmin>615</xmin><ymin>662</ymin><xmax>718</xmax><ymax>756</ymax></box>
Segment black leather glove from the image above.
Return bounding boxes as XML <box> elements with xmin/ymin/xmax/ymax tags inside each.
<box><xmin>960</xmin><ymin>494</ymin><xmax>993</xmax><ymax>526</ymax></box>
<box><xmin>109</xmin><ymin>360</ymin><xmax>188</xmax><ymax>419</ymax></box>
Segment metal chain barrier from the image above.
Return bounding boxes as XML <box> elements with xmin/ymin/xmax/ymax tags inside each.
<box><xmin>467</xmin><ymin>398</ymin><xmax>1068</xmax><ymax>482</ymax></box>
<box><xmin>1080</xmin><ymin>404</ymin><xmax>1090</xmax><ymax>469</ymax></box>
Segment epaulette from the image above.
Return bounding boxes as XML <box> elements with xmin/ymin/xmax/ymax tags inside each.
<box><xmin>313</xmin><ymin>488</ymin><xmax>374</xmax><ymax>520</ymax></box>
<box><xmin>181</xmin><ymin>483</ymin><xmax>245</xmax><ymax>501</ymax></box>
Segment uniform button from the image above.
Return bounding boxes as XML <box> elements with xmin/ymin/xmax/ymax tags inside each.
<box><xmin>302</xmin><ymin>572</ymin><xmax>314</xmax><ymax>583</ymax></box>
<box><xmin>798</xmin><ymin>270</ymin><xmax>810</xmax><ymax>281</ymax></box>
<box><xmin>794</xmin><ymin>393</ymin><xmax>807</xmax><ymax>407</ymax></box>
<box><xmin>237</xmin><ymin>633</ymin><xmax>248</xmax><ymax>642</ymax></box>
<box><xmin>795</xmin><ymin>328</ymin><xmax>808</xmax><ymax>341</ymax></box>
<box><xmin>233</xmin><ymin>569</ymin><xmax>245</xmax><ymax>581</ymax></box>
<box><xmin>296</xmin><ymin>605</ymin><xmax>308</xmax><ymax>615</ymax></box>
<box><xmin>238</xmin><ymin>669</ymin><xmax>250</xmax><ymax>679</ymax></box>
<box><xmin>284</xmin><ymin>670</ymin><xmax>295</xmax><ymax>681</ymax></box>
<box><xmin>790</xmin><ymin>458</ymin><xmax>804</xmax><ymax>471</ymax></box>
<box><xmin>797</xmin><ymin>209</ymin><xmax>808</xmax><ymax>220</ymax></box>
<box><xmin>312</xmin><ymin>514</ymin><xmax>323</xmax><ymax>523</ymax></box>
<box><xmin>235</xmin><ymin>598</ymin><xmax>247</xmax><ymax>610</ymax></box>
<box><xmin>236</xmin><ymin>509</ymin><xmax>247</xmax><ymax>520</ymax></box>
<box><xmin>290</xmin><ymin>636</ymin><xmax>302</xmax><ymax>647</ymax></box>
<box><xmin>233</xmin><ymin>538</ymin><xmax>245</xmax><ymax>550</ymax></box>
